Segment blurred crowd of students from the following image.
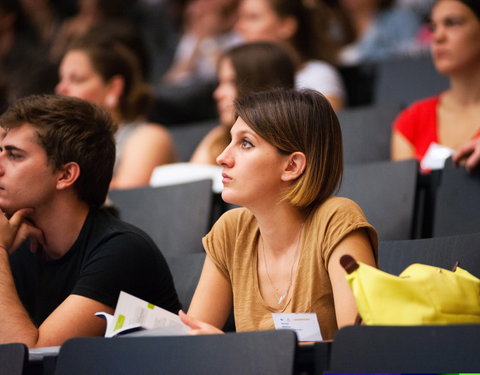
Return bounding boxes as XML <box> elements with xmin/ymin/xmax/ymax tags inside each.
<box><xmin>0</xmin><ymin>0</ymin><xmax>432</xmax><ymax>111</ymax></box>
<box><xmin>2</xmin><ymin>0</ymin><xmax>479</xmax><ymax>187</ymax></box>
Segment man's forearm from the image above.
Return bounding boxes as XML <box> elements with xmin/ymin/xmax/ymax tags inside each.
<box><xmin>0</xmin><ymin>250</ymin><xmax>39</xmax><ymax>347</ymax></box>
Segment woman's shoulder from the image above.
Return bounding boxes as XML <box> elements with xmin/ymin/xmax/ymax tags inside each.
<box><xmin>206</xmin><ymin>207</ymin><xmax>258</xmax><ymax>242</ymax></box>
<box><xmin>217</xmin><ymin>206</ymin><xmax>255</xmax><ymax>227</ymax></box>
<box><xmin>314</xmin><ymin>196</ymin><xmax>364</xmax><ymax>217</ymax></box>
<box><xmin>204</xmin><ymin>207</ymin><xmax>256</xmax><ymax>259</ymax></box>
<box><xmin>306</xmin><ymin>197</ymin><xmax>377</xmax><ymax>261</ymax></box>
<box><xmin>122</xmin><ymin>120</ymin><xmax>174</xmax><ymax>147</ymax></box>
<box><xmin>405</xmin><ymin>96</ymin><xmax>441</xmax><ymax>110</ymax></box>
<box><xmin>399</xmin><ymin>95</ymin><xmax>440</xmax><ymax>117</ymax></box>
<box><xmin>136</xmin><ymin>121</ymin><xmax>172</xmax><ymax>136</ymax></box>
<box><xmin>308</xmin><ymin>197</ymin><xmax>372</xmax><ymax>231</ymax></box>
<box><xmin>117</xmin><ymin>120</ymin><xmax>176</xmax><ymax>165</ymax></box>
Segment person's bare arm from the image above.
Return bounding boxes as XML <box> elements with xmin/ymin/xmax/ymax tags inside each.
<box><xmin>391</xmin><ymin>130</ymin><xmax>416</xmax><ymax>161</ymax></box>
<box><xmin>0</xmin><ymin>209</ymin><xmax>114</xmax><ymax>347</ymax></box>
<box><xmin>111</xmin><ymin>124</ymin><xmax>176</xmax><ymax>189</ymax></box>
<box><xmin>180</xmin><ymin>255</ymin><xmax>232</xmax><ymax>334</ymax></box>
<box><xmin>327</xmin><ymin>229</ymin><xmax>376</xmax><ymax>328</ymax></box>
<box><xmin>0</xmin><ymin>248</ymin><xmax>113</xmax><ymax>348</ymax></box>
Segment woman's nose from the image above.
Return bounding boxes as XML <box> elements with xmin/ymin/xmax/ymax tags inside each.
<box><xmin>216</xmin><ymin>144</ymin><xmax>233</xmax><ymax>167</ymax></box>
<box><xmin>213</xmin><ymin>84</ymin><xmax>225</xmax><ymax>102</ymax></box>
<box><xmin>55</xmin><ymin>81</ymin><xmax>65</xmax><ymax>95</ymax></box>
<box><xmin>432</xmin><ymin>25</ymin><xmax>446</xmax><ymax>44</ymax></box>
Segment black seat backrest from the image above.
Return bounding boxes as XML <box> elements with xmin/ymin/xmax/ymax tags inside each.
<box><xmin>379</xmin><ymin>231</ymin><xmax>480</xmax><ymax>278</ymax></box>
<box><xmin>374</xmin><ymin>55</ymin><xmax>449</xmax><ymax>107</ymax></box>
<box><xmin>55</xmin><ymin>331</ymin><xmax>297</xmax><ymax>375</ymax></box>
<box><xmin>0</xmin><ymin>343</ymin><xmax>27</xmax><ymax>375</ymax></box>
<box><xmin>432</xmin><ymin>158</ymin><xmax>480</xmax><ymax>237</ymax></box>
<box><xmin>109</xmin><ymin>180</ymin><xmax>213</xmax><ymax>256</ymax></box>
<box><xmin>165</xmin><ymin>252</ymin><xmax>206</xmax><ymax>311</ymax></box>
<box><xmin>328</xmin><ymin>324</ymin><xmax>480</xmax><ymax>373</ymax></box>
<box><xmin>337</xmin><ymin>159</ymin><xmax>419</xmax><ymax>240</ymax></box>
<box><xmin>338</xmin><ymin>103</ymin><xmax>401</xmax><ymax>164</ymax></box>
<box><xmin>169</xmin><ymin>119</ymin><xmax>218</xmax><ymax>162</ymax></box>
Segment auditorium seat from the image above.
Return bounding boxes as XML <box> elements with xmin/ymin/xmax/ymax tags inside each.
<box><xmin>54</xmin><ymin>330</ymin><xmax>297</xmax><ymax>375</ymax></box>
<box><xmin>109</xmin><ymin>180</ymin><xmax>213</xmax><ymax>256</ymax></box>
<box><xmin>337</xmin><ymin>159</ymin><xmax>419</xmax><ymax>240</ymax></box>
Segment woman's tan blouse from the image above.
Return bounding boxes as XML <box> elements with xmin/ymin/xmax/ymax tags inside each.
<box><xmin>202</xmin><ymin>197</ymin><xmax>378</xmax><ymax>340</ymax></box>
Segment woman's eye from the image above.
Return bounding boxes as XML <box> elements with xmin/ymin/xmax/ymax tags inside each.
<box><xmin>444</xmin><ymin>16</ymin><xmax>464</xmax><ymax>27</ymax></box>
<box><xmin>70</xmin><ymin>75</ymin><xmax>87</xmax><ymax>84</ymax></box>
<box><xmin>241</xmin><ymin>139</ymin><xmax>253</xmax><ymax>149</ymax></box>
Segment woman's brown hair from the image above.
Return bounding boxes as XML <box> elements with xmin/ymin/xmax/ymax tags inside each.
<box><xmin>224</xmin><ymin>41</ymin><xmax>295</xmax><ymax>97</ymax></box>
<box><xmin>209</xmin><ymin>41</ymin><xmax>296</xmax><ymax>162</ymax></box>
<box><xmin>266</xmin><ymin>0</ymin><xmax>337</xmax><ymax>64</ymax></box>
<box><xmin>235</xmin><ymin>88</ymin><xmax>343</xmax><ymax>214</ymax></box>
<box><xmin>65</xmin><ymin>32</ymin><xmax>153</xmax><ymax>122</ymax></box>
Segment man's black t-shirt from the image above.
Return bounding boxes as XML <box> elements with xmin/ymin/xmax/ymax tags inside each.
<box><xmin>10</xmin><ymin>208</ymin><xmax>181</xmax><ymax>327</ymax></box>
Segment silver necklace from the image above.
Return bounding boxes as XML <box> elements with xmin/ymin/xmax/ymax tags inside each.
<box><xmin>261</xmin><ymin>224</ymin><xmax>304</xmax><ymax>305</ymax></box>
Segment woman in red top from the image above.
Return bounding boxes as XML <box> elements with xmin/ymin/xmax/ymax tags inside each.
<box><xmin>391</xmin><ymin>0</ymin><xmax>480</xmax><ymax>172</ymax></box>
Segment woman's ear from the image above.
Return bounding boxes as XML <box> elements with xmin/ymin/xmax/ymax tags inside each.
<box><xmin>104</xmin><ymin>75</ymin><xmax>124</xmax><ymax>109</ymax></box>
<box><xmin>281</xmin><ymin>152</ymin><xmax>306</xmax><ymax>182</ymax></box>
<box><xmin>56</xmin><ymin>162</ymin><xmax>81</xmax><ymax>190</ymax></box>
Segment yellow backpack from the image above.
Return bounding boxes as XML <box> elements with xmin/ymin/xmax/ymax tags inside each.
<box><xmin>341</xmin><ymin>255</ymin><xmax>480</xmax><ymax>325</ymax></box>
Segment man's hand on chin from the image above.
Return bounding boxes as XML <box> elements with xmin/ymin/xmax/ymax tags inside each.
<box><xmin>0</xmin><ymin>208</ymin><xmax>45</xmax><ymax>255</ymax></box>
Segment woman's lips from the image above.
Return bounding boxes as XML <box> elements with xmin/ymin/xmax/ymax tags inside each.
<box><xmin>222</xmin><ymin>173</ymin><xmax>232</xmax><ymax>184</ymax></box>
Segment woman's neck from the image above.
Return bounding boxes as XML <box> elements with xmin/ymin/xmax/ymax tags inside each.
<box><xmin>111</xmin><ymin>110</ymin><xmax>123</xmax><ymax>127</ymax></box>
<box><xmin>448</xmin><ymin>69</ymin><xmax>480</xmax><ymax>106</ymax></box>
<box><xmin>253</xmin><ymin>203</ymin><xmax>306</xmax><ymax>256</ymax></box>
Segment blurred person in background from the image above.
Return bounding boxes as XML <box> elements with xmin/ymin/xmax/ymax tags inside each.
<box><xmin>18</xmin><ymin>0</ymin><xmax>60</xmax><ymax>49</ymax></box>
<box><xmin>391</xmin><ymin>0</ymin><xmax>480</xmax><ymax>173</ymax></box>
<box><xmin>49</xmin><ymin>0</ymin><xmax>135</xmax><ymax>62</ymax></box>
<box><xmin>56</xmin><ymin>32</ymin><xmax>176</xmax><ymax>189</ymax></box>
<box><xmin>148</xmin><ymin>0</ymin><xmax>241</xmax><ymax>125</ymax></box>
<box><xmin>190</xmin><ymin>41</ymin><xmax>295</xmax><ymax>165</ymax></box>
<box><xmin>130</xmin><ymin>0</ymin><xmax>180</xmax><ymax>84</ymax></box>
<box><xmin>329</xmin><ymin>0</ymin><xmax>423</xmax><ymax>65</ymax></box>
<box><xmin>0</xmin><ymin>0</ymin><xmax>58</xmax><ymax>103</ymax></box>
<box><xmin>162</xmin><ymin>0</ymin><xmax>241</xmax><ymax>87</ymax></box>
<box><xmin>235</xmin><ymin>0</ymin><xmax>345</xmax><ymax>110</ymax></box>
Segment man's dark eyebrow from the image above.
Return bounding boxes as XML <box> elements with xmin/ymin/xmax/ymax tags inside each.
<box><xmin>4</xmin><ymin>145</ymin><xmax>25</xmax><ymax>152</ymax></box>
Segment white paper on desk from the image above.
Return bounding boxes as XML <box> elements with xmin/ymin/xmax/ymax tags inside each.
<box><xmin>272</xmin><ymin>313</ymin><xmax>323</xmax><ymax>342</ymax></box>
<box><xmin>421</xmin><ymin>142</ymin><xmax>454</xmax><ymax>171</ymax></box>
<box><xmin>96</xmin><ymin>291</ymin><xmax>189</xmax><ymax>338</ymax></box>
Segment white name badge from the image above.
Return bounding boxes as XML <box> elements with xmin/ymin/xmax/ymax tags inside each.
<box><xmin>272</xmin><ymin>313</ymin><xmax>323</xmax><ymax>342</ymax></box>
<box><xmin>421</xmin><ymin>142</ymin><xmax>454</xmax><ymax>171</ymax></box>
